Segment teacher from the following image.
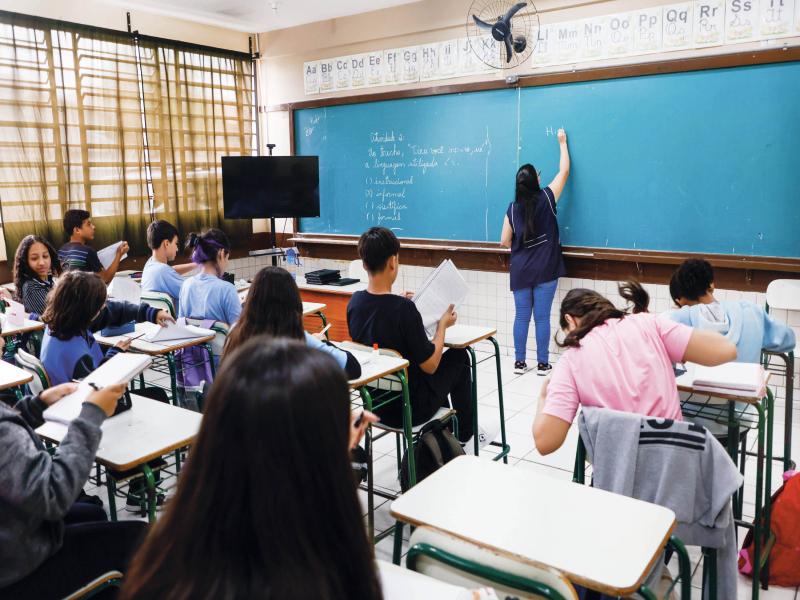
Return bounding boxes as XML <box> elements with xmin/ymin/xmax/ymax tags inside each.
<box><xmin>500</xmin><ymin>128</ymin><xmax>571</xmax><ymax>376</ymax></box>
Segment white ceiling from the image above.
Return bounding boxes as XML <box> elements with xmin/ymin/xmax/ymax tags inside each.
<box><xmin>103</xmin><ymin>0</ymin><xmax>424</xmax><ymax>32</ymax></box>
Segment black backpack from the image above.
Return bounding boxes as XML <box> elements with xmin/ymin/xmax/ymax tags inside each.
<box><xmin>400</xmin><ymin>419</ymin><xmax>465</xmax><ymax>492</ymax></box>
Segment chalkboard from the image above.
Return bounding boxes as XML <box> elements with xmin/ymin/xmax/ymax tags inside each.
<box><xmin>296</xmin><ymin>61</ymin><xmax>800</xmax><ymax>258</ymax></box>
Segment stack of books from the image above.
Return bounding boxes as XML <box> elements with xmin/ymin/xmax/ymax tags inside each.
<box><xmin>305</xmin><ymin>269</ymin><xmax>342</xmax><ymax>285</ymax></box>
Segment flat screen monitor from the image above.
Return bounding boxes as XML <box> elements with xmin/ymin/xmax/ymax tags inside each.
<box><xmin>221</xmin><ymin>156</ymin><xmax>320</xmax><ymax>219</ymax></box>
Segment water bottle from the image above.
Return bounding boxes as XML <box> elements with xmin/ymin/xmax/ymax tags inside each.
<box><xmin>285</xmin><ymin>247</ymin><xmax>300</xmax><ymax>280</ymax></box>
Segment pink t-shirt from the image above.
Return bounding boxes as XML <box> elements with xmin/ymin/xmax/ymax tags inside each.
<box><xmin>544</xmin><ymin>313</ymin><xmax>693</xmax><ymax>424</ymax></box>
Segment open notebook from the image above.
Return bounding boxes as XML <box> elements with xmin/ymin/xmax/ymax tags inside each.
<box><xmin>141</xmin><ymin>318</ymin><xmax>214</xmax><ymax>343</ymax></box>
<box><xmin>690</xmin><ymin>362</ymin><xmax>766</xmax><ymax>397</ymax></box>
<box><xmin>412</xmin><ymin>259</ymin><xmax>469</xmax><ymax>336</ymax></box>
<box><xmin>43</xmin><ymin>353</ymin><xmax>152</xmax><ymax>425</ymax></box>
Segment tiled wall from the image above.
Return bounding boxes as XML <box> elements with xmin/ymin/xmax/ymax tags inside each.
<box><xmin>229</xmin><ymin>254</ymin><xmax>800</xmax><ymax>403</ymax></box>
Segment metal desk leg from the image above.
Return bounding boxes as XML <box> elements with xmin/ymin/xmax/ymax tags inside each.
<box><xmin>783</xmin><ymin>352</ymin><xmax>794</xmax><ymax>472</ymax></box>
<box><xmin>166</xmin><ymin>353</ymin><xmax>179</xmax><ymax>407</ymax></box>
<box><xmin>466</xmin><ymin>346</ymin><xmax>480</xmax><ymax>455</ymax></box>
<box><xmin>395</xmin><ymin>371</ymin><xmax>411</xmax><ymax>566</ymax></box>
<box><xmin>106</xmin><ymin>472</ymin><xmax>118</xmax><ymax>522</ymax></box>
<box><xmin>761</xmin><ymin>389</ymin><xmax>775</xmax><ymax>591</ymax></box>
<box><xmin>359</xmin><ymin>387</ymin><xmax>375</xmax><ymax>541</ymax></box>
<box><xmin>316</xmin><ymin>311</ymin><xmax>328</xmax><ymax>339</ymax></box>
<box><xmin>751</xmin><ymin>401</ymin><xmax>766</xmax><ymax>600</ymax></box>
<box><xmin>489</xmin><ymin>337</ymin><xmax>510</xmax><ymax>464</ymax></box>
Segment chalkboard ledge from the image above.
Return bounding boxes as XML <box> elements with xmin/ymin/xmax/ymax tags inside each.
<box><xmin>290</xmin><ymin>234</ymin><xmax>800</xmax><ymax>293</ymax></box>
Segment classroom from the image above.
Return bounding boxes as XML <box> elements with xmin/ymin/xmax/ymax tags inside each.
<box><xmin>0</xmin><ymin>0</ymin><xmax>798</xmax><ymax>598</ymax></box>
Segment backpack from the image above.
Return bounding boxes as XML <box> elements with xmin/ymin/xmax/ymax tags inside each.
<box><xmin>400</xmin><ymin>419</ymin><xmax>465</xmax><ymax>492</ymax></box>
<box><xmin>738</xmin><ymin>470</ymin><xmax>800</xmax><ymax>586</ymax></box>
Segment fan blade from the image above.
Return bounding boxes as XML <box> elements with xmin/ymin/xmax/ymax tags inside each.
<box><xmin>504</xmin><ymin>36</ymin><xmax>513</xmax><ymax>63</ymax></box>
<box><xmin>472</xmin><ymin>15</ymin><xmax>494</xmax><ymax>30</ymax></box>
<box><xmin>502</xmin><ymin>2</ymin><xmax>527</xmax><ymax>24</ymax></box>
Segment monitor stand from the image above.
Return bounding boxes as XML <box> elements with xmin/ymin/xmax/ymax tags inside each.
<box><xmin>248</xmin><ymin>216</ymin><xmax>284</xmax><ymax>266</ymax></box>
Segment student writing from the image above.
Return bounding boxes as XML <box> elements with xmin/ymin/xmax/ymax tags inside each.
<box><xmin>223</xmin><ymin>266</ymin><xmax>362</xmax><ymax>380</ymax></box>
<box><xmin>668</xmin><ymin>258</ymin><xmax>795</xmax><ymax>363</ymax></box>
<box><xmin>121</xmin><ymin>338</ymin><xmax>382</xmax><ymax>599</ymax></box>
<box><xmin>0</xmin><ymin>382</ymin><xmax>146</xmax><ymax>597</ymax></box>
<box><xmin>533</xmin><ymin>282</ymin><xmax>737</xmax><ymax>455</ymax></box>
<box><xmin>58</xmin><ymin>209</ymin><xmax>128</xmax><ymax>283</ymax></box>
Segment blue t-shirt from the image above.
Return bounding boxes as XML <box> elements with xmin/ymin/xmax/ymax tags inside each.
<box><xmin>178</xmin><ymin>272</ymin><xmax>241</xmax><ymax>325</ymax></box>
<box><xmin>505</xmin><ymin>187</ymin><xmax>566</xmax><ymax>291</ymax></box>
<box><xmin>141</xmin><ymin>257</ymin><xmax>185</xmax><ymax>310</ymax></box>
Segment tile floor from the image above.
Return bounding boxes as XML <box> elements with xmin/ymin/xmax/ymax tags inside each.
<box><xmin>84</xmin><ymin>350</ymin><xmax>800</xmax><ymax>599</ymax></box>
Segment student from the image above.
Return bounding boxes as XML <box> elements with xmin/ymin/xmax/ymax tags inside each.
<box><xmin>58</xmin><ymin>209</ymin><xmax>128</xmax><ymax>283</ymax></box>
<box><xmin>120</xmin><ymin>338</ymin><xmax>381</xmax><ymax>599</ymax></box>
<box><xmin>500</xmin><ymin>128</ymin><xmax>570</xmax><ymax>376</ymax></box>
<box><xmin>668</xmin><ymin>258</ymin><xmax>795</xmax><ymax>363</ymax></box>
<box><xmin>12</xmin><ymin>234</ymin><xmax>63</xmax><ymax>317</ymax></box>
<box><xmin>178</xmin><ymin>229</ymin><xmax>241</xmax><ymax>326</ymax></box>
<box><xmin>0</xmin><ymin>381</ymin><xmax>147</xmax><ymax>597</ymax></box>
<box><xmin>141</xmin><ymin>219</ymin><xmax>196</xmax><ymax>311</ymax></box>
<box><xmin>224</xmin><ymin>266</ymin><xmax>362</xmax><ymax>379</ymax></box>
<box><xmin>40</xmin><ymin>271</ymin><xmax>172</xmax><ymax>385</ymax></box>
<box><xmin>533</xmin><ymin>282</ymin><xmax>737</xmax><ymax>455</ymax></box>
<box><xmin>347</xmin><ymin>227</ymin><xmax>475</xmax><ymax>446</ymax></box>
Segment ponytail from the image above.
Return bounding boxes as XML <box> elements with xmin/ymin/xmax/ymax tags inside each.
<box><xmin>186</xmin><ymin>228</ymin><xmax>231</xmax><ymax>268</ymax></box>
<box><xmin>557</xmin><ymin>280</ymin><xmax>650</xmax><ymax>349</ymax></box>
<box><xmin>515</xmin><ymin>164</ymin><xmax>541</xmax><ymax>241</ymax></box>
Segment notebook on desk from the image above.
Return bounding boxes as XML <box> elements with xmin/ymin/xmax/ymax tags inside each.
<box><xmin>43</xmin><ymin>353</ymin><xmax>152</xmax><ymax>425</ymax></box>
<box><xmin>141</xmin><ymin>318</ymin><xmax>214</xmax><ymax>343</ymax></box>
<box><xmin>690</xmin><ymin>362</ymin><xmax>765</xmax><ymax>397</ymax></box>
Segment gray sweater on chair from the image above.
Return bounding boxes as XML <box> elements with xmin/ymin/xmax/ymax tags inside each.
<box><xmin>0</xmin><ymin>395</ymin><xmax>105</xmax><ymax>587</ymax></box>
<box><xmin>578</xmin><ymin>407</ymin><xmax>743</xmax><ymax>600</ymax></box>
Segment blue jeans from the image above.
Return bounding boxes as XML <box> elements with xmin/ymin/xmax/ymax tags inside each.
<box><xmin>512</xmin><ymin>279</ymin><xmax>559</xmax><ymax>364</ymax></box>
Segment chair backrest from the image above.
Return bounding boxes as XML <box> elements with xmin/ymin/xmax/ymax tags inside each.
<box><xmin>15</xmin><ymin>348</ymin><xmax>50</xmax><ymax>394</ymax></box>
<box><xmin>766</xmin><ymin>279</ymin><xmax>800</xmax><ymax>312</ymax></box>
<box><xmin>141</xmin><ymin>291</ymin><xmax>177</xmax><ymax>318</ymax></box>
<box><xmin>408</xmin><ymin>527</ymin><xmax>578</xmax><ymax>600</ymax></box>
<box><xmin>64</xmin><ymin>570</ymin><xmax>123</xmax><ymax>600</ymax></box>
<box><xmin>185</xmin><ymin>317</ymin><xmax>229</xmax><ymax>356</ymax></box>
<box><xmin>348</xmin><ymin>259</ymin><xmax>368</xmax><ymax>282</ymax></box>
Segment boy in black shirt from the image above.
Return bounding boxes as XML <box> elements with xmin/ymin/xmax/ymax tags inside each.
<box><xmin>347</xmin><ymin>227</ymin><xmax>473</xmax><ymax>444</ymax></box>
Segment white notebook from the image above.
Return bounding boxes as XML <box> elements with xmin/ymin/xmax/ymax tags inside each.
<box><xmin>691</xmin><ymin>362</ymin><xmax>765</xmax><ymax>396</ymax></box>
<box><xmin>142</xmin><ymin>318</ymin><xmax>214</xmax><ymax>343</ymax></box>
<box><xmin>43</xmin><ymin>353</ymin><xmax>152</xmax><ymax>425</ymax></box>
<box><xmin>411</xmin><ymin>259</ymin><xmax>469</xmax><ymax>336</ymax></box>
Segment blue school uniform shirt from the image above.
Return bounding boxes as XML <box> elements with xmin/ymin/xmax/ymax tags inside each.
<box><xmin>41</xmin><ymin>330</ymin><xmax>105</xmax><ymax>386</ymax></box>
<box><xmin>669</xmin><ymin>300</ymin><xmax>795</xmax><ymax>363</ymax></box>
<box><xmin>141</xmin><ymin>257</ymin><xmax>184</xmax><ymax>311</ymax></box>
<box><xmin>506</xmin><ymin>187</ymin><xmax>566</xmax><ymax>291</ymax></box>
<box><xmin>178</xmin><ymin>273</ymin><xmax>241</xmax><ymax>325</ymax></box>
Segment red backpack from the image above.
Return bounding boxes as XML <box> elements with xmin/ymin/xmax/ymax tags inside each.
<box><xmin>739</xmin><ymin>470</ymin><xmax>800</xmax><ymax>586</ymax></box>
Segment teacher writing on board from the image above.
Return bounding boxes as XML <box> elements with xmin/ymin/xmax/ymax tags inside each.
<box><xmin>500</xmin><ymin>128</ymin><xmax>570</xmax><ymax>376</ymax></box>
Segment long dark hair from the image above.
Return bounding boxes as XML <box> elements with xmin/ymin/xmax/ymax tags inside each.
<box><xmin>186</xmin><ymin>228</ymin><xmax>231</xmax><ymax>272</ymax></box>
<box><xmin>515</xmin><ymin>163</ymin><xmax>541</xmax><ymax>240</ymax></box>
<box><xmin>121</xmin><ymin>338</ymin><xmax>383</xmax><ymax>600</ymax></box>
<box><xmin>224</xmin><ymin>267</ymin><xmax>304</xmax><ymax>356</ymax></box>
<box><xmin>557</xmin><ymin>280</ymin><xmax>649</xmax><ymax>348</ymax></box>
<box><xmin>13</xmin><ymin>234</ymin><xmax>62</xmax><ymax>300</ymax></box>
<box><xmin>41</xmin><ymin>271</ymin><xmax>107</xmax><ymax>340</ymax></box>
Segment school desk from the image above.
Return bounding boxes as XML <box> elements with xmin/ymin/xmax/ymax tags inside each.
<box><xmin>676</xmin><ymin>365</ymin><xmax>774</xmax><ymax>599</ymax></box>
<box><xmin>444</xmin><ymin>324</ymin><xmax>509</xmax><ymax>461</ymax></box>
<box><xmin>391</xmin><ymin>456</ymin><xmax>678</xmax><ymax>597</ymax></box>
<box><xmin>94</xmin><ymin>322</ymin><xmax>215</xmax><ymax>407</ymax></box>
<box><xmin>37</xmin><ymin>395</ymin><xmax>202</xmax><ymax>522</ymax></box>
<box><xmin>0</xmin><ymin>359</ymin><xmax>33</xmax><ymax>401</ymax></box>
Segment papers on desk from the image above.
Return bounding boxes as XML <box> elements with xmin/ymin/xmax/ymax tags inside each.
<box><xmin>108</xmin><ymin>276</ymin><xmax>141</xmax><ymax>304</ymax></box>
<box><xmin>4</xmin><ymin>298</ymin><xmax>26</xmax><ymax>327</ymax></box>
<box><xmin>97</xmin><ymin>241</ymin><xmax>127</xmax><ymax>270</ymax></box>
<box><xmin>690</xmin><ymin>363</ymin><xmax>765</xmax><ymax>396</ymax></box>
<box><xmin>412</xmin><ymin>259</ymin><xmax>469</xmax><ymax>336</ymax></box>
<box><xmin>43</xmin><ymin>353</ymin><xmax>152</xmax><ymax>425</ymax></box>
<box><xmin>141</xmin><ymin>317</ymin><xmax>213</xmax><ymax>343</ymax></box>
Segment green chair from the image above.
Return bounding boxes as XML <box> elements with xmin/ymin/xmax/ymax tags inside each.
<box><xmin>15</xmin><ymin>348</ymin><xmax>50</xmax><ymax>396</ymax></box>
<box><xmin>407</xmin><ymin>526</ymin><xmax>579</xmax><ymax>600</ymax></box>
<box><xmin>141</xmin><ymin>291</ymin><xmax>176</xmax><ymax>319</ymax></box>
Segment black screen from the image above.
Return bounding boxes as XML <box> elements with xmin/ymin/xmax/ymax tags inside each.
<box><xmin>222</xmin><ymin>156</ymin><xmax>320</xmax><ymax>219</ymax></box>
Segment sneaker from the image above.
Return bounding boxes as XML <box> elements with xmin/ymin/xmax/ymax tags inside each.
<box><xmin>513</xmin><ymin>361</ymin><xmax>528</xmax><ymax>375</ymax></box>
<box><xmin>537</xmin><ymin>362</ymin><xmax>552</xmax><ymax>376</ymax></box>
<box><xmin>461</xmin><ymin>419</ymin><xmax>500</xmax><ymax>456</ymax></box>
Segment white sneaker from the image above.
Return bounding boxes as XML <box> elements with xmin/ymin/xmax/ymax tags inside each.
<box><xmin>513</xmin><ymin>361</ymin><xmax>529</xmax><ymax>375</ymax></box>
<box><xmin>462</xmin><ymin>418</ymin><xmax>501</xmax><ymax>455</ymax></box>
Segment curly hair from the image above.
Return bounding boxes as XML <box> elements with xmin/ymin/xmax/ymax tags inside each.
<box><xmin>12</xmin><ymin>235</ymin><xmax>62</xmax><ymax>303</ymax></box>
<box><xmin>41</xmin><ymin>271</ymin><xmax>107</xmax><ymax>340</ymax></box>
